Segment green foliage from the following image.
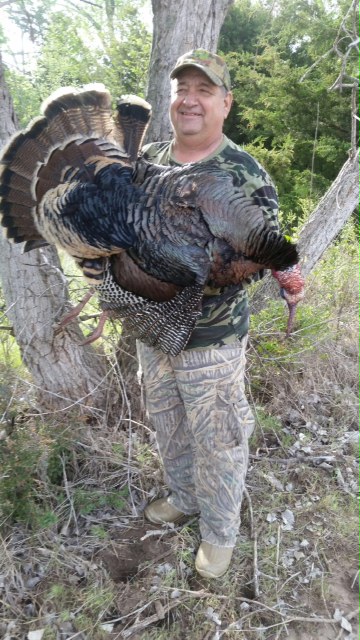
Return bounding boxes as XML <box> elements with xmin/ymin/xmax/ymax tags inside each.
<box><xmin>4</xmin><ymin>70</ymin><xmax>41</xmax><ymax>128</ymax></box>
<box><xmin>34</xmin><ymin>12</ymin><xmax>103</xmax><ymax>95</ymax></box>
<box><xmin>242</xmin><ymin>134</ymin><xmax>295</xmax><ymax>202</ymax></box>
<box><xmin>0</xmin><ymin>422</ymin><xmax>43</xmax><ymax>523</ymax></box>
<box><xmin>0</xmin><ymin>394</ymin><xmax>130</xmax><ymax>526</ymax></box>
<box><xmin>0</xmin><ymin>422</ymin><xmax>67</xmax><ymax>528</ymax></box>
<box><xmin>253</xmin><ymin>406</ymin><xmax>283</xmax><ymax>432</ymax></box>
<box><xmin>73</xmin><ymin>486</ymin><xmax>129</xmax><ymax>515</ymax></box>
<box><xmin>220</xmin><ymin>0</ymin><xmax>357</xmax><ymax>225</ymax></box>
<box><xmin>90</xmin><ymin>524</ymin><xmax>109</xmax><ymax>539</ymax></box>
<box><xmin>96</xmin><ymin>3</ymin><xmax>152</xmax><ymax>97</ymax></box>
<box><xmin>308</xmin><ymin>218</ymin><xmax>359</xmax><ymax>310</ymax></box>
<box><xmin>6</xmin><ymin>0</ymin><xmax>56</xmax><ymax>46</ymax></box>
<box><xmin>3</xmin><ymin>0</ymin><xmax>151</xmax><ymax>125</ymax></box>
<box><xmin>251</xmin><ymin>297</ymin><xmax>331</xmax><ymax>360</ymax></box>
<box><xmin>0</xmin><ymin>416</ymin><xmax>72</xmax><ymax>526</ymax></box>
<box><xmin>32</xmin><ymin>2</ymin><xmax>151</xmax><ymax>98</ymax></box>
<box><xmin>219</xmin><ymin>0</ymin><xmax>269</xmax><ymax>53</ymax></box>
<box><xmin>44</xmin><ymin>580</ymin><xmax>115</xmax><ymax>614</ymax></box>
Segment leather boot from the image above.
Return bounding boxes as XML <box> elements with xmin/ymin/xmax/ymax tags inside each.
<box><xmin>195</xmin><ymin>541</ymin><xmax>234</xmax><ymax>578</ymax></box>
<box><xmin>144</xmin><ymin>497</ymin><xmax>186</xmax><ymax>524</ymax></box>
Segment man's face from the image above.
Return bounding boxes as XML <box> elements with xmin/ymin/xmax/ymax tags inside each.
<box><xmin>170</xmin><ymin>68</ymin><xmax>232</xmax><ymax>141</ymax></box>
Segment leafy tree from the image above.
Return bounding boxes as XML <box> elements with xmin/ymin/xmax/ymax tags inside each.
<box><xmin>34</xmin><ymin>12</ymin><xmax>104</xmax><ymax>96</ymax></box>
<box><xmin>2</xmin><ymin>0</ymin><xmax>151</xmax><ymax>124</ymax></box>
<box><xmin>218</xmin><ymin>0</ymin><xmax>269</xmax><ymax>53</ymax></box>
<box><xmin>219</xmin><ymin>0</ymin><xmax>358</xmax><ymax>222</ymax></box>
<box><xmin>4</xmin><ymin>71</ymin><xmax>41</xmax><ymax>128</ymax></box>
<box><xmin>5</xmin><ymin>0</ymin><xmax>55</xmax><ymax>45</ymax></box>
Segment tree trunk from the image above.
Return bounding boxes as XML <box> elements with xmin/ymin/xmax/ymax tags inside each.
<box><xmin>0</xmin><ymin>239</ymin><xmax>108</xmax><ymax>411</ymax></box>
<box><xmin>0</xmin><ymin>54</ymin><xmax>108</xmax><ymax>411</ymax></box>
<box><xmin>297</xmin><ymin>150</ymin><xmax>359</xmax><ymax>277</ymax></box>
<box><xmin>0</xmin><ymin>58</ymin><xmax>17</xmax><ymax>142</ymax></box>
<box><xmin>250</xmin><ymin>150</ymin><xmax>359</xmax><ymax>312</ymax></box>
<box><xmin>145</xmin><ymin>0</ymin><xmax>234</xmax><ymax>142</ymax></box>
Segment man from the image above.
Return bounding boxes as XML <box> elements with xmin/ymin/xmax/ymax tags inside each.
<box><xmin>138</xmin><ymin>49</ymin><xmax>304</xmax><ymax>579</ymax></box>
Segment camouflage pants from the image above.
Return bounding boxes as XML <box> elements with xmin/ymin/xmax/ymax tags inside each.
<box><xmin>137</xmin><ymin>338</ymin><xmax>255</xmax><ymax>547</ymax></box>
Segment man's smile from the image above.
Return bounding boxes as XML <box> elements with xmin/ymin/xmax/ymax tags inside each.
<box><xmin>179</xmin><ymin>110</ymin><xmax>202</xmax><ymax>117</ymax></box>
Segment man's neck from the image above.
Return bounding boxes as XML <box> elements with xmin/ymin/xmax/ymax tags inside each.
<box><xmin>171</xmin><ymin>134</ymin><xmax>224</xmax><ymax>164</ymax></box>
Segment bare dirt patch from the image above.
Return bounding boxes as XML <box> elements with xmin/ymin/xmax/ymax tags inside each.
<box><xmin>100</xmin><ymin>524</ymin><xmax>175</xmax><ymax>582</ymax></box>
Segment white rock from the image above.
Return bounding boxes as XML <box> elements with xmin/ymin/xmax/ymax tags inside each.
<box><xmin>27</xmin><ymin>631</ymin><xmax>45</xmax><ymax>640</ymax></box>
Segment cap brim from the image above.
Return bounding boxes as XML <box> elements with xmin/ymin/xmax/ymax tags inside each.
<box><xmin>170</xmin><ymin>63</ymin><xmax>223</xmax><ymax>87</ymax></box>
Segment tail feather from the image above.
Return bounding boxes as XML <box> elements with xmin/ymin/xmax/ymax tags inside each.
<box><xmin>0</xmin><ymin>202</ymin><xmax>39</xmax><ymax>243</ymax></box>
<box><xmin>41</xmin><ymin>84</ymin><xmax>118</xmax><ymax>145</ymax></box>
<box><xmin>33</xmin><ymin>140</ymin><xmax>89</xmax><ymax>201</ymax></box>
<box><xmin>33</xmin><ymin>139</ymin><xmax>129</xmax><ymax>202</ymax></box>
<box><xmin>0</xmin><ymin>83</ymin><xmax>150</xmax><ymax>248</ymax></box>
<box><xmin>0</xmin><ymin>171</ymin><xmax>32</xmax><ymax>195</ymax></box>
<box><xmin>0</xmin><ymin>183</ymin><xmax>34</xmax><ymax>208</ymax></box>
<box><xmin>115</xmin><ymin>95</ymin><xmax>151</xmax><ymax>162</ymax></box>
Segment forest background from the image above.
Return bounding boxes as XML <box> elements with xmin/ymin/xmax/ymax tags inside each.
<box><xmin>0</xmin><ymin>1</ymin><xmax>358</xmax><ymax>639</ymax></box>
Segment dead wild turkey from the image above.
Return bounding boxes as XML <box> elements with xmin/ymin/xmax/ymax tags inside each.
<box><xmin>0</xmin><ymin>84</ymin><xmax>303</xmax><ymax>355</ymax></box>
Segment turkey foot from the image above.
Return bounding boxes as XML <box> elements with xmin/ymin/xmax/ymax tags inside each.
<box><xmin>80</xmin><ymin>311</ymin><xmax>109</xmax><ymax>345</ymax></box>
<box><xmin>59</xmin><ymin>289</ymin><xmax>96</xmax><ymax>327</ymax></box>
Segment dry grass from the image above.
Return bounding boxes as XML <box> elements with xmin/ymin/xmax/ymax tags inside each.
<box><xmin>0</xmin><ymin>230</ymin><xmax>358</xmax><ymax>639</ymax></box>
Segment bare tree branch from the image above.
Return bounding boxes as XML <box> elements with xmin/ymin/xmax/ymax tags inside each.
<box><xmin>300</xmin><ymin>0</ymin><xmax>359</xmax><ymax>89</ymax></box>
<box><xmin>68</xmin><ymin>0</ymin><xmax>101</xmax><ymax>7</ymax></box>
<box><xmin>0</xmin><ymin>0</ymin><xmax>18</xmax><ymax>7</ymax></box>
<box><xmin>250</xmin><ymin>149</ymin><xmax>359</xmax><ymax>312</ymax></box>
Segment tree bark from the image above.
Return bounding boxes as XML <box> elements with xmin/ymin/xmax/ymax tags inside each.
<box><xmin>0</xmin><ymin>56</ymin><xmax>17</xmax><ymax>142</ymax></box>
<box><xmin>145</xmin><ymin>0</ymin><xmax>234</xmax><ymax>142</ymax></box>
<box><xmin>0</xmin><ymin>54</ymin><xmax>108</xmax><ymax>411</ymax></box>
<box><xmin>0</xmin><ymin>239</ymin><xmax>108</xmax><ymax>411</ymax></box>
<box><xmin>250</xmin><ymin>150</ymin><xmax>359</xmax><ymax>312</ymax></box>
<box><xmin>297</xmin><ymin>150</ymin><xmax>359</xmax><ymax>277</ymax></box>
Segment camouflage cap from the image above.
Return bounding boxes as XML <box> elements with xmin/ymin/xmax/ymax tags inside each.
<box><xmin>170</xmin><ymin>48</ymin><xmax>231</xmax><ymax>91</ymax></box>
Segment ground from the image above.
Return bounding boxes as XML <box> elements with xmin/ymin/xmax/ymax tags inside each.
<box><xmin>0</xmin><ymin>267</ymin><xmax>359</xmax><ymax>639</ymax></box>
<box><xmin>0</xmin><ymin>384</ymin><xmax>358</xmax><ymax>640</ymax></box>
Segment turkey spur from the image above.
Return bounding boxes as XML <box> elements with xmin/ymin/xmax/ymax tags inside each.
<box><xmin>0</xmin><ymin>84</ymin><xmax>299</xmax><ymax>355</ymax></box>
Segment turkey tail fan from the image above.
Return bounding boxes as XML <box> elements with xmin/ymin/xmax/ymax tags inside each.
<box><xmin>0</xmin><ymin>117</ymin><xmax>47</xmax><ymax>244</ymax></box>
<box><xmin>40</xmin><ymin>84</ymin><xmax>123</xmax><ymax>148</ymax></box>
<box><xmin>115</xmin><ymin>95</ymin><xmax>152</xmax><ymax>162</ymax></box>
<box><xmin>32</xmin><ymin>138</ymin><xmax>126</xmax><ymax>204</ymax></box>
<box><xmin>0</xmin><ymin>123</ymin><xmax>68</xmax><ymax>246</ymax></box>
<box><xmin>0</xmin><ymin>83</ymin><xmax>130</xmax><ymax>249</ymax></box>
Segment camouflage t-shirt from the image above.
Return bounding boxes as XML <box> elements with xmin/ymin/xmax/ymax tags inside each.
<box><xmin>142</xmin><ymin>135</ymin><xmax>280</xmax><ymax>350</ymax></box>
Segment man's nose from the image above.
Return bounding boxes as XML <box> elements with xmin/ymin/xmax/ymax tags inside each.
<box><xmin>182</xmin><ymin>91</ymin><xmax>198</xmax><ymax>105</ymax></box>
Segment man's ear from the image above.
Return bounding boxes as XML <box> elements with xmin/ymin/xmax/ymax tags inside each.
<box><xmin>224</xmin><ymin>91</ymin><xmax>233</xmax><ymax>116</ymax></box>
